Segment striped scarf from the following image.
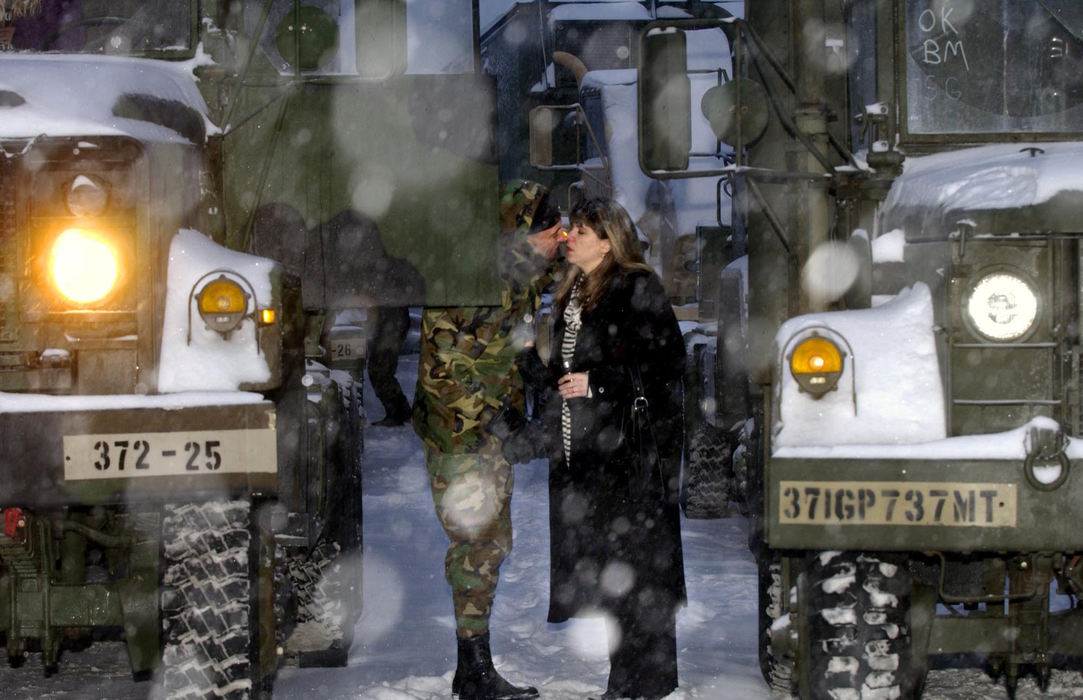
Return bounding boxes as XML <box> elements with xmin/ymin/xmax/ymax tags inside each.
<box><xmin>560</xmin><ymin>278</ymin><xmax>583</xmax><ymax>463</ymax></box>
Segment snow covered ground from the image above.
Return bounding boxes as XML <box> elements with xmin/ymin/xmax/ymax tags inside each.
<box><xmin>274</xmin><ymin>353</ymin><xmax>769</xmax><ymax>700</ymax></box>
<box><xmin>3</xmin><ymin>352</ymin><xmax>1083</xmax><ymax>699</ymax></box>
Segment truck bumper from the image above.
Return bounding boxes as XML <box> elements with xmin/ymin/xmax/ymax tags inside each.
<box><xmin>0</xmin><ymin>397</ymin><xmax>277</xmax><ymax>506</ymax></box>
<box><xmin>767</xmin><ymin>454</ymin><xmax>1082</xmax><ymax>552</ymax></box>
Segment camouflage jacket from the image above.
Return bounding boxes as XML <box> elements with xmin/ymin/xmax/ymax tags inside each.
<box><xmin>412</xmin><ymin>229</ymin><xmax>555</xmax><ymax>454</ymax></box>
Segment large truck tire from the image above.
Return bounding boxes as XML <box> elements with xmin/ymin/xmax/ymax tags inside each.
<box><xmin>284</xmin><ymin>538</ymin><xmax>361</xmax><ymax>666</ymax></box>
<box><xmin>803</xmin><ymin>551</ymin><xmax>915</xmax><ymax>700</ymax></box>
<box><xmin>730</xmin><ymin>417</ymin><xmax>754</xmax><ymax>517</ymax></box>
<box><xmin>759</xmin><ymin>553</ymin><xmax>797</xmax><ymax>695</ymax></box>
<box><xmin>159</xmin><ymin>500</ymin><xmax>258</xmax><ymax>700</ymax></box>
<box><xmin>284</xmin><ymin>373</ymin><xmax>364</xmax><ymax>666</ymax></box>
<box><xmin>681</xmin><ymin>425</ymin><xmax>732</xmax><ymax>518</ymax></box>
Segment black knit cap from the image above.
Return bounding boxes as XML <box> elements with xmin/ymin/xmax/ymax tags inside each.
<box><xmin>529</xmin><ymin>191</ymin><xmax>561</xmax><ymax>234</ymax></box>
<box><xmin>500</xmin><ymin>180</ymin><xmax>562</xmax><ymax>235</ymax></box>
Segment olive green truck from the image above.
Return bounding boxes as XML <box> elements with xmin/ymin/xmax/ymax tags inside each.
<box><xmin>640</xmin><ymin>0</ymin><xmax>1083</xmax><ymax>697</ymax></box>
<box><xmin>0</xmin><ymin>1</ymin><xmax>500</xmax><ymax>697</ymax></box>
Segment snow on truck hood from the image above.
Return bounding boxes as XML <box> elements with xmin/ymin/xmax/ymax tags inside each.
<box><xmin>0</xmin><ymin>391</ymin><xmax>267</xmax><ymax>413</ymax></box>
<box><xmin>882</xmin><ymin>142</ymin><xmax>1083</xmax><ymax>236</ymax></box>
<box><xmin>0</xmin><ymin>54</ymin><xmax>213</xmax><ymax>143</ymax></box>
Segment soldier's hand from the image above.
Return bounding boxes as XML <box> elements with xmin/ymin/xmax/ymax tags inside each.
<box><xmin>527</xmin><ymin>221</ymin><xmax>563</xmax><ymax>259</ymax></box>
<box><xmin>500</xmin><ymin>420</ymin><xmax>547</xmax><ymax>464</ymax></box>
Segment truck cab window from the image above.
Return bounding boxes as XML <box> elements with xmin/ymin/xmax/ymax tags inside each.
<box><xmin>1</xmin><ymin>0</ymin><xmax>192</xmax><ymax>54</ymax></box>
<box><xmin>405</xmin><ymin>0</ymin><xmax>474</xmax><ymax>74</ymax></box>
<box><xmin>906</xmin><ymin>0</ymin><xmax>1083</xmax><ymax>133</ymax></box>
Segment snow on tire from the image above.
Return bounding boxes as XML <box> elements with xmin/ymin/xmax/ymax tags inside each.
<box><xmin>681</xmin><ymin>425</ymin><xmax>731</xmax><ymax>519</ymax></box>
<box><xmin>759</xmin><ymin>555</ymin><xmax>797</xmax><ymax>696</ymax></box>
<box><xmin>285</xmin><ymin>539</ymin><xmax>360</xmax><ymax>664</ymax></box>
<box><xmin>804</xmin><ymin>551</ymin><xmax>914</xmax><ymax>700</ymax></box>
<box><xmin>159</xmin><ymin>500</ymin><xmax>255</xmax><ymax>700</ymax></box>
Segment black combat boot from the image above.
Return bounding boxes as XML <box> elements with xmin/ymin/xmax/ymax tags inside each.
<box><xmin>451</xmin><ymin>632</ymin><xmax>538</xmax><ymax>700</ymax></box>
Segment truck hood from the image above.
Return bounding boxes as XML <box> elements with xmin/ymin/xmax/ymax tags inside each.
<box><xmin>0</xmin><ymin>54</ymin><xmax>213</xmax><ymax>144</ymax></box>
<box><xmin>881</xmin><ymin>142</ymin><xmax>1083</xmax><ymax>240</ymax></box>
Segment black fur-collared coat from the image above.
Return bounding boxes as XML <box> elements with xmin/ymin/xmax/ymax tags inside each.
<box><xmin>541</xmin><ymin>267</ymin><xmax>687</xmax><ymax>623</ymax></box>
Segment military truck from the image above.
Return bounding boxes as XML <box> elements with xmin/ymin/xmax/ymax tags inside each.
<box><xmin>639</xmin><ymin>0</ymin><xmax>1083</xmax><ymax>696</ymax></box>
<box><xmin>0</xmin><ymin>1</ymin><xmax>499</xmax><ymax>697</ymax></box>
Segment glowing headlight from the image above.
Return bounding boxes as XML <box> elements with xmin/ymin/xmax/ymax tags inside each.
<box><xmin>965</xmin><ymin>272</ymin><xmax>1039</xmax><ymax>341</ymax></box>
<box><xmin>197</xmin><ymin>275</ymin><xmax>249</xmax><ymax>334</ymax></box>
<box><xmin>50</xmin><ymin>228</ymin><xmax>119</xmax><ymax>304</ymax></box>
<box><xmin>789</xmin><ymin>335</ymin><xmax>844</xmax><ymax>396</ymax></box>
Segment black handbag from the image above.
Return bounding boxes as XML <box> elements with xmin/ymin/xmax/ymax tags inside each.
<box><xmin>628</xmin><ymin>364</ymin><xmax>665</xmax><ymax>496</ymax></box>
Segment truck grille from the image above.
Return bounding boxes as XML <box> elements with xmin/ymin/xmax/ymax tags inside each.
<box><xmin>947</xmin><ymin>237</ymin><xmax>1066</xmax><ymax>435</ymax></box>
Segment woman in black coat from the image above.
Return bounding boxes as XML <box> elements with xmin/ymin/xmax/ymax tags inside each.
<box><xmin>544</xmin><ymin>197</ymin><xmax>686</xmax><ymax>700</ymax></box>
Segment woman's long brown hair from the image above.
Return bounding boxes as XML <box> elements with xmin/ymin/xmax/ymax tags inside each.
<box><xmin>555</xmin><ymin>197</ymin><xmax>651</xmax><ymax>313</ymax></box>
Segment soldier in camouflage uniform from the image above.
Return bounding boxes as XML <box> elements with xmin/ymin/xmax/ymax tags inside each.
<box><xmin>412</xmin><ymin>181</ymin><xmax>562</xmax><ymax>700</ymax></box>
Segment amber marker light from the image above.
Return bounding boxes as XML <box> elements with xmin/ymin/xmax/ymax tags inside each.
<box><xmin>260</xmin><ymin>308</ymin><xmax>276</xmax><ymax>325</ymax></box>
<box><xmin>199</xmin><ymin>278</ymin><xmax>245</xmax><ymax>313</ymax></box>
<box><xmin>789</xmin><ymin>335</ymin><xmax>844</xmax><ymax>396</ymax></box>
<box><xmin>50</xmin><ymin>228</ymin><xmax>119</xmax><ymax>304</ymax></box>
<box><xmin>197</xmin><ymin>275</ymin><xmax>249</xmax><ymax>334</ymax></box>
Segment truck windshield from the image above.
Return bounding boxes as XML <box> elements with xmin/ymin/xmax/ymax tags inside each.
<box><xmin>0</xmin><ymin>0</ymin><xmax>192</xmax><ymax>55</ymax></box>
<box><xmin>905</xmin><ymin>0</ymin><xmax>1083</xmax><ymax>134</ymax></box>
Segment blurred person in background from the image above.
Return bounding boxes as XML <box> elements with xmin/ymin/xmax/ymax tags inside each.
<box><xmin>366</xmin><ymin>256</ymin><xmax>422</xmax><ymax>427</ymax></box>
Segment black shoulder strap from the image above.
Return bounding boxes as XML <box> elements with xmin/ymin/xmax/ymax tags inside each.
<box><xmin>629</xmin><ymin>364</ymin><xmax>648</xmax><ymax>407</ymax></box>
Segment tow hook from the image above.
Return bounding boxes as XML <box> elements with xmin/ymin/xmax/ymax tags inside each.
<box><xmin>1023</xmin><ymin>423</ymin><xmax>1070</xmax><ymax>490</ymax></box>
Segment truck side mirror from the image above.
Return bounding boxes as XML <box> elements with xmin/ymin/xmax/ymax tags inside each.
<box><xmin>529</xmin><ymin>104</ymin><xmax>581</xmax><ymax>169</ymax></box>
<box><xmin>638</xmin><ymin>27</ymin><xmax>691</xmax><ymax>173</ymax></box>
<box><xmin>529</xmin><ymin>106</ymin><xmax>557</xmax><ymax>167</ymax></box>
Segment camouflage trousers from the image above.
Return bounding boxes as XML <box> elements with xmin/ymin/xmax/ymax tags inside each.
<box><xmin>425</xmin><ymin>442</ymin><xmax>514</xmax><ymax>639</ymax></box>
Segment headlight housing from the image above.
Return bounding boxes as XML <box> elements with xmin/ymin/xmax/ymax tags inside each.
<box><xmin>49</xmin><ymin>228</ymin><xmax>121</xmax><ymax>304</ymax></box>
<box><xmin>964</xmin><ymin>271</ymin><xmax>1039</xmax><ymax>342</ymax></box>
<box><xmin>65</xmin><ymin>175</ymin><xmax>109</xmax><ymax>218</ymax></box>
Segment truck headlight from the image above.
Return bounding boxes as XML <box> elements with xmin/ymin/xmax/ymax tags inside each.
<box><xmin>50</xmin><ymin>228</ymin><xmax>120</xmax><ymax>304</ymax></box>
<box><xmin>789</xmin><ymin>335</ymin><xmax>844</xmax><ymax>397</ymax></box>
<box><xmin>965</xmin><ymin>272</ymin><xmax>1038</xmax><ymax>341</ymax></box>
<box><xmin>197</xmin><ymin>275</ymin><xmax>250</xmax><ymax>334</ymax></box>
